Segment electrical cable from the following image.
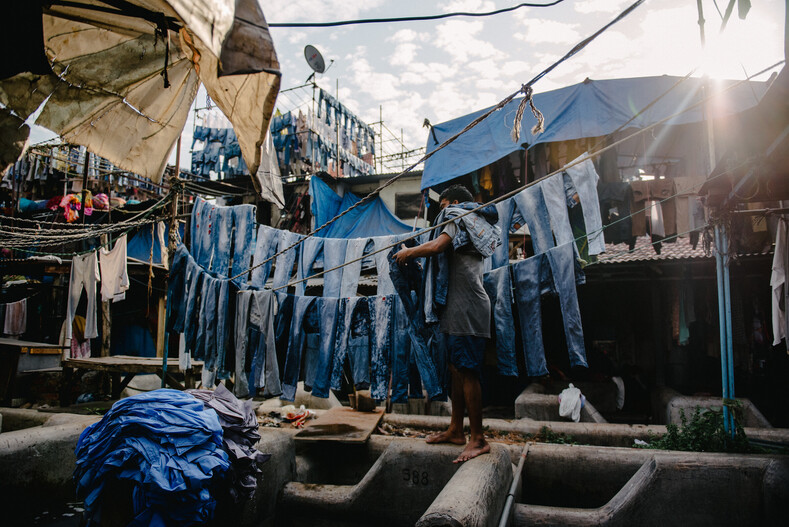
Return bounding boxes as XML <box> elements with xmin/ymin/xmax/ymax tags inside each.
<box><xmin>268</xmin><ymin>1</ymin><xmax>566</xmax><ymax>28</ymax></box>
<box><xmin>227</xmin><ymin>0</ymin><xmax>648</xmax><ymax>282</ymax></box>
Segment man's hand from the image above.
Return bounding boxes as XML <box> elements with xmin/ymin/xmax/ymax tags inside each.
<box><xmin>394</xmin><ymin>244</ymin><xmax>412</xmax><ymax>265</ymax></box>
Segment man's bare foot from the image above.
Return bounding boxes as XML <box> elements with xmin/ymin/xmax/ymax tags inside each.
<box><xmin>453</xmin><ymin>438</ymin><xmax>490</xmax><ymax>463</ymax></box>
<box><xmin>425</xmin><ymin>429</ymin><xmax>466</xmax><ymax>445</ymax></box>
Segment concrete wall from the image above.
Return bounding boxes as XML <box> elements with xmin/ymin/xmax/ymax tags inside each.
<box><xmin>652</xmin><ymin>387</ymin><xmax>773</xmax><ymax>427</ymax></box>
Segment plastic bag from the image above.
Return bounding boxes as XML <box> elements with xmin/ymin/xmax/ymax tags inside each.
<box><xmin>558</xmin><ymin>383</ymin><xmax>583</xmax><ymax>422</ymax></box>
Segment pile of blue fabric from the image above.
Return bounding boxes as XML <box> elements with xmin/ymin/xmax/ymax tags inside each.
<box><xmin>74</xmin><ymin>389</ymin><xmax>231</xmax><ymax>526</ymax></box>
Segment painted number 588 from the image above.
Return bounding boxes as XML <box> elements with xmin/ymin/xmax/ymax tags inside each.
<box><xmin>403</xmin><ymin>468</ymin><xmax>429</xmax><ymax>485</ymax></box>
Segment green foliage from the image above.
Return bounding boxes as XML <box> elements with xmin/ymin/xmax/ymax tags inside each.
<box><xmin>530</xmin><ymin>426</ymin><xmax>578</xmax><ymax>445</ymax></box>
<box><xmin>641</xmin><ymin>402</ymin><xmax>752</xmax><ymax>453</ymax></box>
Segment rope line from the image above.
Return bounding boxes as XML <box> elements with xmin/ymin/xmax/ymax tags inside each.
<box><xmin>227</xmin><ymin>0</ymin><xmax>648</xmax><ymax>282</ymax></box>
<box><xmin>268</xmin><ymin>1</ymin><xmax>567</xmax><ymax>28</ymax></box>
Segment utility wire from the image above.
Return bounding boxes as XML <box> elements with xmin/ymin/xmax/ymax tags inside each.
<box><xmin>228</xmin><ymin>0</ymin><xmax>648</xmax><ymax>282</ymax></box>
<box><xmin>268</xmin><ymin>1</ymin><xmax>566</xmax><ymax>28</ymax></box>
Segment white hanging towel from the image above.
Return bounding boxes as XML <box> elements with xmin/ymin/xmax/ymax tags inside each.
<box><xmin>771</xmin><ymin>220</ymin><xmax>788</xmax><ymax>346</ymax></box>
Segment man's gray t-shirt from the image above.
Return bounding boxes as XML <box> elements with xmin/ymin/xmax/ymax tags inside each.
<box><xmin>439</xmin><ymin>221</ymin><xmax>491</xmax><ymax>338</ymax></box>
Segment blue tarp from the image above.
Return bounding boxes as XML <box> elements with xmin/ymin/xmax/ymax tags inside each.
<box><xmin>127</xmin><ymin>223</ymin><xmax>185</xmax><ymax>264</ymax></box>
<box><xmin>422</xmin><ymin>76</ymin><xmax>768</xmax><ymax>190</ymax></box>
<box><xmin>309</xmin><ymin>175</ymin><xmax>411</xmax><ymax>238</ymax></box>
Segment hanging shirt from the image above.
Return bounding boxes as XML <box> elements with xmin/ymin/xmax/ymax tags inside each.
<box><xmin>3</xmin><ymin>298</ymin><xmax>27</xmax><ymax>336</ymax></box>
<box><xmin>99</xmin><ymin>235</ymin><xmax>130</xmax><ymax>303</ymax></box>
<box><xmin>771</xmin><ymin>219</ymin><xmax>787</xmax><ymax>346</ymax></box>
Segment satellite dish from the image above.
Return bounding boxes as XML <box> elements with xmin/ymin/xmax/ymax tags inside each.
<box><xmin>304</xmin><ymin>45</ymin><xmax>326</xmax><ymax>74</ymax></box>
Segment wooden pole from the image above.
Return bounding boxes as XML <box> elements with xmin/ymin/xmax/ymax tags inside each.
<box><xmin>161</xmin><ymin>136</ymin><xmax>181</xmax><ymax>387</ymax></box>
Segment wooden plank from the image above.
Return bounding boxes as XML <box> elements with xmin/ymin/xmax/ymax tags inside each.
<box><xmin>22</xmin><ymin>347</ymin><xmax>66</xmax><ymax>355</ymax></box>
<box><xmin>0</xmin><ymin>338</ymin><xmax>66</xmax><ymax>349</ymax></box>
<box><xmin>155</xmin><ymin>297</ymin><xmax>166</xmax><ymax>358</ymax></box>
<box><xmin>62</xmin><ymin>356</ymin><xmax>203</xmax><ymax>374</ymax></box>
<box><xmin>295</xmin><ymin>407</ymin><xmax>384</xmax><ymax>443</ymax></box>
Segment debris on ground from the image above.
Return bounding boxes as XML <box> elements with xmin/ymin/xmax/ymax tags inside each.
<box><xmin>257</xmin><ymin>405</ymin><xmax>316</xmax><ymax>429</ymax></box>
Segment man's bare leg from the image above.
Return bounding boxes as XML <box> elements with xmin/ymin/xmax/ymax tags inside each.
<box><xmin>453</xmin><ymin>370</ymin><xmax>490</xmax><ymax>463</ymax></box>
<box><xmin>426</xmin><ymin>365</ymin><xmax>466</xmax><ymax>445</ymax></box>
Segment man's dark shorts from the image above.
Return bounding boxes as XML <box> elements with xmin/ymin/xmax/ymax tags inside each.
<box><xmin>447</xmin><ymin>335</ymin><xmax>487</xmax><ymax>375</ymax></box>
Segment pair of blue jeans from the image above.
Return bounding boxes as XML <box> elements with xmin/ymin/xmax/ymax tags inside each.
<box><xmin>388</xmin><ymin>248</ymin><xmax>444</xmax><ymax>400</ymax></box>
<box><xmin>194</xmin><ymin>275</ymin><xmax>218</xmax><ymax>366</ymax></box>
<box><xmin>540</xmin><ymin>173</ymin><xmax>575</xmax><ymax>246</ymax></box>
<box><xmin>183</xmin><ymin>261</ymin><xmax>205</xmax><ymax>356</ymax></box>
<box><xmin>272</xmin><ymin>230</ymin><xmax>303</xmax><ymax>290</ymax></box>
<box><xmin>511</xmin><ymin>183</ymin><xmax>555</xmax><ymax>256</ymax></box>
<box><xmin>491</xmin><ymin>199</ymin><xmax>517</xmax><ymax>269</ymax></box>
<box><xmin>341</xmin><ymin>238</ymin><xmax>368</xmax><ymax>297</ymax></box>
<box><xmin>191</xmin><ymin>198</ymin><xmax>212</xmax><ymax>269</ymax></box>
<box><xmin>247</xmin><ymin>290</ymin><xmax>280</xmax><ymax>397</ymax></box>
<box><xmin>332</xmin><ymin>297</ymin><xmax>371</xmax><ymax>390</ymax></box>
<box><xmin>483</xmin><ymin>266</ymin><xmax>518</xmax><ymax>376</ymax></box>
<box><xmin>231</xmin><ymin>204</ymin><xmax>257</xmax><ymax>286</ymax></box>
<box><xmin>311</xmin><ymin>298</ymin><xmax>340</xmax><ymax>398</ymax></box>
<box><xmin>210</xmin><ymin>205</ymin><xmax>234</xmax><ymax>277</ymax></box>
<box><xmin>167</xmin><ymin>245</ymin><xmax>190</xmax><ymax>333</ymax></box>
<box><xmin>564</xmin><ymin>155</ymin><xmax>605</xmax><ymax>255</ymax></box>
<box><xmin>250</xmin><ymin>225</ymin><xmax>279</xmax><ymax>288</ymax></box>
<box><xmin>322</xmin><ymin>238</ymin><xmax>347</xmax><ymax>298</ymax></box>
<box><xmin>296</xmin><ymin>237</ymin><xmax>324</xmax><ymax>296</ymax></box>
<box><xmin>368</xmin><ymin>295</ymin><xmax>394</xmax><ymax>400</ymax></box>
<box><xmin>512</xmin><ymin>242</ymin><xmax>588</xmax><ymax>377</ymax></box>
<box><xmin>281</xmin><ymin>296</ymin><xmax>317</xmax><ymax>401</ymax></box>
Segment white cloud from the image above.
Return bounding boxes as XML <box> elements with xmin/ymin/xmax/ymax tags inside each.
<box><xmin>390</xmin><ymin>43</ymin><xmax>420</xmax><ymax>66</ymax></box>
<box><xmin>265</xmin><ymin>0</ymin><xmax>386</xmax><ymax>23</ymax></box>
<box><xmin>347</xmin><ymin>58</ymin><xmax>403</xmax><ymax>101</ymax></box>
<box><xmin>574</xmin><ymin>0</ymin><xmax>633</xmax><ymax>15</ymax></box>
<box><xmin>434</xmin><ymin>20</ymin><xmax>505</xmax><ymax>63</ymax></box>
<box><xmin>439</xmin><ymin>0</ymin><xmax>496</xmax><ymax>12</ymax></box>
<box><xmin>514</xmin><ymin>19</ymin><xmax>580</xmax><ymax>45</ymax></box>
<box><xmin>286</xmin><ymin>31</ymin><xmax>307</xmax><ymax>45</ymax></box>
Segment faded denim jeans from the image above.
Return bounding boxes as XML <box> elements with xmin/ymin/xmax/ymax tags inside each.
<box><xmin>332</xmin><ymin>297</ymin><xmax>371</xmax><ymax>390</ymax></box>
<box><xmin>167</xmin><ymin>245</ymin><xmax>190</xmax><ymax>333</ymax></box>
<box><xmin>368</xmin><ymin>295</ymin><xmax>394</xmax><ymax>400</ymax></box>
<box><xmin>311</xmin><ymin>298</ymin><xmax>340</xmax><ymax>398</ymax></box>
<box><xmin>296</xmin><ymin>237</ymin><xmax>324</xmax><ymax>296</ymax></box>
<box><xmin>231</xmin><ymin>204</ymin><xmax>257</xmax><ymax>286</ymax></box>
<box><xmin>184</xmin><ymin>263</ymin><xmax>204</xmax><ymax>357</ymax></box>
<box><xmin>340</xmin><ymin>238</ymin><xmax>369</xmax><ymax>297</ymax></box>
<box><xmin>512</xmin><ymin>242</ymin><xmax>588</xmax><ymax>377</ymax></box>
<box><xmin>281</xmin><ymin>296</ymin><xmax>317</xmax><ymax>401</ymax></box>
<box><xmin>250</xmin><ymin>225</ymin><xmax>279</xmax><ymax>288</ymax></box>
<box><xmin>483</xmin><ymin>266</ymin><xmax>518</xmax><ymax>376</ymax></box>
<box><xmin>512</xmin><ymin>184</ymin><xmax>555</xmax><ymax>256</ymax></box>
<box><xmin>564</xmin><ymin>154</ymin><xmax>605</xmax><ymax>255</ymax></box>
<box><xmin>388</xmin><ymin>249</ymin><xmax>444</xmax><ymax>400</ymax></box>
<box><xmin>540</xmin><ymin>173</ymin><xmax>575</xmax><ymax>246</ymax></box>
<box><xmin>322</xmin><ymin>238</ymin><xmax>348</xmax><ymax>298</ymax></box>
<box><xmin>491</xmin><ymin>198</ymin><xmax>517</xmax><ymax>269</ymax></box>
<box><xmin>248</xmin><ymin>290</ymin><xmax>280</xmax><ymax>397</ymax></box>
<box><xmin>272</xmin><ymin>230</ymin><xmax>303</xmax><ymax>290</ymax></box>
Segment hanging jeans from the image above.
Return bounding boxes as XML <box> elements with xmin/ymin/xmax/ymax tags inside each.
<box><xmin>512</xmin><ymin>242</ymin><xmax>588</xmax><ymax>377</ymax></box>
<box><xmin>231</xmin><ymin>204</ymin><xmax>257</xmax><ymax>286</ymax></box>
<box><xmin>234</xmin><ymin>291</ymin><xmax>254</xmax><ymax>398</ymax></box>
<box><xmin>311</xmin><ymin>298</ymin><xmax>340</xmax><ymax>398</ymax></box>
<box><xmin>391</xmin><ymin>296</ymin><xmax>418</xmax><ymax>403</ymax></box>
<box><xmin>210</xmin><ymin>205</ymin><xmax>234</xmax><ymax>277</ymax></box>
<box><xmin>388</xmin><ymin>251</ymin><xmax>444</xmax><ymax>400</ymax></box>
<box><xmin>564</xmin><ymin>154</ymin><xmax>605</xmax><ymax>255</ymax></box>
<box><xmin>340</xmin><ymin>238</ymin><xmax>369</xmax><ymax>297</ymax></box>
<box><xmin>215</xmin><ymin>279</ymin><xmax>232</xmax><ymax>379</ymax></box>
<box><xmin>540</xmin><ymin>173</ymin><xmax>575</xmax><ymax>246</ymax></box>
<box><xmin>322</xmin><ymin>238</ymin><xmax>348</xmax><ymax>298</ymax></box>
<box><xmin>250</xmin><ymin>225</ymin><xmax>279</xmax><ymax>288</ymax></box>
<box><xmin>296</xmin><ymin>237</ymin><xmax>324</xmax><ymax>296</ymax></box>
<box><xmin>281</xmin><ymin>296</ymin><xmax>317</xmax><ymax>401</ymax></box>
<box><xmin>183</xmin><ymin>262</ymin><xmax>204</xmax><ymax>355</ymax></box>
<box><xmin>272</xmin><ymin>231</ymin><xmax>302</xmax><ymax>290</ymax></box>
<box><xmin>167</xmin><ymin>245</ymin><xmax>190</xmax><ymax>333</ymax></box>
<box><xmin>193</xmin><ymin>198</ymin><xmax>215</xmax><ymax>269</ymax></box>
<box><xmin>195</xmin><ymin>276</ymin><xmax>218</xmax><ymax>366</ymax></box>
<box><xmin>368</xmin><ymin>295</ymin><xmax>394</xmax><ymax>400</ymax></box>
<box><xmin>332</xmin><ymin>297</ymin><xmax>371</xmax><ymax>390</ymax></box>
<box><xmin>66</xmin><ymin>251</ymin><xmax>99</xmax><ymax>340</ymax></box>
<box><xmin>374</xmin><ymin>235</ymin><xmax>404</xmax><ymax>296</ymax></box>
<box><xmin>190</xmin><ymin>197</ymin><xmax>206</xmax><ymax>265</ymax></box>
<box><xmin>491</xmin><ymin>199</ymin><xmax>517</xmax><ymax>269</ymax></box>
<box><xmin>248</xmin><ymin>290</ymin><xmax>281</xmax><ymax>397</ymax></box>
<box><xmin>483</xmin><ymin>266</ymin><xmax>518</xmax><ymax>376</ymax></box>
<box><xmin>512</xmin><ymin>184</ymin><xmax>555</xmax><ymax>256</ymax></box>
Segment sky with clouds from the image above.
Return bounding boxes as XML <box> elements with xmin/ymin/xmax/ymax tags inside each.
<box><xmin>258</xmin><ymin>0</ymin><xmax>785</xmax><ymax>159</ymax></box>
<box><xmin>27</xmin><ymin>0</ymin><xmax>788</xmax><ymax>171</ymax></box>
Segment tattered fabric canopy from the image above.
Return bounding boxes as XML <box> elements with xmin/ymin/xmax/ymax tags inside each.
<box><xmin>0</xmin><ymin>0</ymin><xmax>281</xmax><ymax>186</ymax></box>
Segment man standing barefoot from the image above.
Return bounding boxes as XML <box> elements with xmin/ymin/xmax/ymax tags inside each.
<box><xmin>394</xmin><ymin>184</ymin><xmax>497</xmax><ymax>463</ymax></box>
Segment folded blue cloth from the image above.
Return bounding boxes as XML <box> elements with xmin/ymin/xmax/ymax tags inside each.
<box><xmin>74</xmin><ymin>389</ymin><xmax>230</xmax><ymax>526</ymax></box>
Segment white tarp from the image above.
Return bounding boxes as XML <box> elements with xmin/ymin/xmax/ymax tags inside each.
<box><xmin>0</xmin><ymin>0</ymin><xmax>280</xmax><ymax>184</ymax></box>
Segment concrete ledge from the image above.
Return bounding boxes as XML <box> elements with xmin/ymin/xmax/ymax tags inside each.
<box><xmin>416</xmin><ymin>444</ymin><xmax>512</xmax><ymax>527</ymax></box>
<box><xmin>280</xmin><ymin>436</ymin><xmax>464</xmax><ymax>526</ymax></box>
<box><xmin>514</xmin><ymin>391</ymin><xmax>607</xmax><ymax>423</ymax></box>
<box><xmin>652</xmin><ymin>387</ymin><xmax>772</xmax><ymax>427</ymax></box>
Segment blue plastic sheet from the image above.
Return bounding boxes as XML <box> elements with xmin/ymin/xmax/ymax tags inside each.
<box><xmin>422</xmin><ymin>76</ymin><xmax>768</xmax><ymax>190</ymax></box>
<box><xmin>74</xmin><ymin>389</ymin><xmax>230</xmax><ymax>526</ymax></box>
<box><xmin>309</xmin><ymin>175</ymin><xmax>411</xmax><ymax>238</ymax></box>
